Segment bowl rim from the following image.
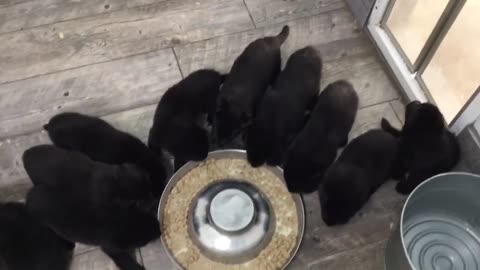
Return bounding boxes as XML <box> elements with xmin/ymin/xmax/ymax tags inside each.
<box><xmin>157</xmin><ymin>149</ymin><xmax>305</xmax><ymax>270</ymax></box>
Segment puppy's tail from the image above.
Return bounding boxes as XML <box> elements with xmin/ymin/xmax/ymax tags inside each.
<box><xmin>381</xmin><ymin>118</ymin><xmax>401</xmax><ymax>137</ymax></box>
<box><xmin>275</xmin><ymin>25</ymin><xmax>290</xmax><ymax>45</ymax></box>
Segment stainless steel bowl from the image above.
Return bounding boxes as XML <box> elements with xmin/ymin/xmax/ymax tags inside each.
<box><xmin>189</xmin><ymin>180</ymin><xmax>273</xmax><ymax>264</ymax></box>
<box><xmin>158</xmin><ymin>149</ymin><xmax>305</xmax><ymax>269</ymax></box>
<box><xmin>385</xmin><ymin>172</ymin><xmax>480</xmax><ymax>270</ymax></box>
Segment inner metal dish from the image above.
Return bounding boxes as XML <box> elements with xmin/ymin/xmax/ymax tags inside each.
<box><xmin>190</xmin><ymin>180</ymin><xmax>273</xmax><ymax>263</ymax></box>
<box><xmin>158</xmin><ymin>149</ymin><xmax>305</xmax><ymax>269</ymax></box>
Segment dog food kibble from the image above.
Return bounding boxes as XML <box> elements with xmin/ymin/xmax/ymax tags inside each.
<box><xmin>162</xmin><ymin>158</ymin><xmax>300</xmax><ymax>269</ymax></box>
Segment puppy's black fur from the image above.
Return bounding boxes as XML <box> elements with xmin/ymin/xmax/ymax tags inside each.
<box><xmin>381</xmin><ymin>101</ymin><xmax>460</xmax><ymax>194</ymax></box>
<box><xmin>44</xmin><ymin>112</ymin><xmax>166</xmax><ymax>196</ymax></box>
<box><xmin>319</xmin><ymin>130</ymin><xmax>398</xmax><ymax>226</ymax></box>
<box><xmin>23</xmin><ymin>145</ymin><xmax>153</xmax><ymax>205</ymax></box>
<box><xmin>148</xmin><ymin>69</ymin><xmax>225</xmax><ymax>165</ymax></box>
<box><xmin>26</xmin><ymin>186</ymin><xmax>160</xmax><ymax>270</ymax></box>
<box><xmin>284</xmin><ymin>80</ymin><xmax>358</xmax><ymax>193</ymax></box>
<box><xmin>0</xmin><ymin>202</ymin><xmax>74</xmax><ymax>270</ymax></box>
<box><xmin>247</xmin><ymin>46</ymin><xmax>322</xmax><ymax>167</ymax></box>
<box><xmin>216</xmin><ymin>26</ymin><xmax>290</xmax><ymax>145</ymax></box>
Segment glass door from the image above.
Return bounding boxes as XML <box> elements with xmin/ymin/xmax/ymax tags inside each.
<box><xmin>384</xmin><ymin>0</ymin><xmax>451</xmax><ymax>70</ymax></box>
<box><xmin>368</xmin><ymin>0</ymin><xmax>480</xmax><ymax>131</ymax></box>
<box><xmin>419</xmin><ymin>0</ymin><xmax>480</xmax><ymax>123</ymax></box>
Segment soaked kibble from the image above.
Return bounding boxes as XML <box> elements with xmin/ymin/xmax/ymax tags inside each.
<box><xmin>162</xmin><ymin>158</ymin><xmax>301</xmax><ymax>269</ymax></box>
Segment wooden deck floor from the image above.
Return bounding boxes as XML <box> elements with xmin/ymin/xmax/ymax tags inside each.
<box><xmin>0</xmin><ymin>0</ymin><xmax>407</xmax><ymax>269</ymax></box>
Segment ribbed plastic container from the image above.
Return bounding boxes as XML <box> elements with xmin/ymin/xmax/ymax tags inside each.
<box><xmin>385</xmin><ymin>172</ymin><xmax>480</xmax><ymax>270</ymax></box>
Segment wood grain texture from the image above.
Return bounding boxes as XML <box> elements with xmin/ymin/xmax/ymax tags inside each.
<box><xmin>102</xmin><ymin>105</ymin><xmax>156</xmax><ymax>143</ymax></box>
<box><xmin>0</xmin><ymin>0</ymin><xmax>31</xmax><ymax>8</ymax></box>
<box><xmin>243</xmin><ymin>0</ymin><xmax>345</xmax><ymax>27</ymax></box>
<box><xmin>319</xmin><ymin>36</ymin><xmax>377</xmax><ymax>77</ymax></box>
<box><xmin>321</xmin><ymin>63</ymin><xmax>399</xmax><ymax>109</ymax></box>
<box><xmin>175</xmin><ymin>10</ymin><xmax>398</xmax><ymax>108</ymax></box>
<box><xmin>0</xmin><ymin>50</ymin><xmax>179</xmax><ymax>139</ymax></box>
<box><xmin>0</xmin><ymin>0</ymin><xmax>253</xmax><ymax>84</ymax></box>
<box><xmin>0</xmin><ymin>132</ymin><xmax>49</xmax><ymax>188</ymax></box>
<box><xmin>350</xmin><ymin>102</ymin><xmax>402</xmax><ymax>139</ymax></box>
<box><xmin>390</xmin><ymin>99</ymin><xmax>406</xmax><ymax>124</ymax></box>
<box><xmin>71</xmin><ymin>248</ymin><xmax>142</xmax><ymax>270</ymax></box>
<box><xmin>0</xmin><ymin>0</ymin><xmax>119</xmax><ymax>34</ymax></box>
<box><xmin>307</xmin><ymin>240</ymin><xmax>387</xmax><ymax>270</ymax></box>
<box><xmin>0</xmin><ymin>0</ymin><xmax>172</xmax><ymax>34</ymax></box>
<box><xmin>344</xmin><ymin>0</ymin><xmax>370</xmax><ymax>27</ymax></box>
<box><xmin>0</xmin><ymin>182</ymin><xmax>30</xmax><ymax>202</ymax></box>
<box><xmin>295</xmin><ymin>181</ymin><xmax>404</xmax><ymax>266</ymax></box>
<box><xmin>174</xmin><ymin>9</ymin><xmax>361</xmax><ymax>76</ymax></box>
<box><xmin>0</xmin><ymin>105</ymin><xmax>156</xmax><ymax>188</ymax></box>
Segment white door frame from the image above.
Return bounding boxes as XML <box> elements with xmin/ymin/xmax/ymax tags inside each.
<box><xmin>366</xmin><ymin>0</ymin><xmax>480</xmax><ymax>134</ymax></box>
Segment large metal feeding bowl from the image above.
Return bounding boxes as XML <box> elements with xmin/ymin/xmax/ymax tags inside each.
<box><xmin>158</xmin><ymin>150</ymin><xmax>305</xmax><ymax>270</ymax></box>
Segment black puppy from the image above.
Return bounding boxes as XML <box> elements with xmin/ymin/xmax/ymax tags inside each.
<box><xmin>23</xmin><ymin>145</ymin><xmax>153</xmax><ymax>205</ymax></box>
<box><xmin>247</xmin><ymin>46</ymin><xmax>322</xmax><ymax>167</ymax></box>
<box><xmin>381</xmin><ymin>101</ymin><xmax>460</xmax><ymax>194</ymax></box>
<box><xmin>284</xmin><ymin>80</ymin><xmax>358</xmax><ymax>193</ymax></box>
<box><xmin>148</xmin><ymin>69</ymin><xmax>225</xmax><ymax>168</ymax></box>
<box><xmin>319</xmin><ymin>129</ymin><xmax>398</xmax><ymax>226</ymax></box>
<box><xmin>0</xmin><ymin>202</ymin><xmax>74</xmax><ymax>270</ymax></box>
<box><xmin>44</xmin><ymin>112</ymin><xmax>167</xmax><ymax>196</ymax></box>
<box><xmin>27</xmin><ymin>186</ymin><xmax>160</xmax><ymax>270</ymax></box>
<box><xmin>216</xmin><ymin>26</ymin><xmax>290</xmax><ymax>145</ymax></box>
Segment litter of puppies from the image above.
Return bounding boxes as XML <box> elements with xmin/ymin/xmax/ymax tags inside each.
<box><xmin>0</xmin><ymin>25</ymin><xmax>460</xmax><ymax>270</ymax></box>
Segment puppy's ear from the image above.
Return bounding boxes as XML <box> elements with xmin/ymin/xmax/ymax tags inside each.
<box><xmin>404</xmin><ymin>101</ymin><xmax>420</xmax><ymax>123</ymax></box>
<box><xmin>427</xmin><ymin>105</ymin><xmax>446</xmax><ymax>132</ymax></box>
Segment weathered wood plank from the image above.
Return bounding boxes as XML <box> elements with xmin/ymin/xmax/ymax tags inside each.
<box><xmin>0</xmin><ymin>0</ymin><xmax>31</xmax><ymax>8</ymax></box>
<box><xmin>243</xmin><ymin>0</ymin><xmax>345</xmax><ymax>27</ymax></box>
<box><xmin>0</xmin><ymin>0</ymin><xmax>122</xmax><ymax>34</ymax></box>
<box><xmin>102</xmin><ymin>105</ymin><xmax>156</xmax><ymax>143</ymax></box>
<box><xmin>0</xmin><ymin>133</ymin><xmax>48</xmax><ymax>188</ymax></box>
<box><xmin>321</xmin><ymin>63</ymin><xmax>399</xmax><ymax>109</ymax></box>
<box><xmin>0</xmin><ymin>0</ymin><xmax>253</xmax><ymax>84</ymax></box>
<box><xmin>0</xmin><ymin>182</ymin><xmax>30</xmax><ymax>202</ymax></box>
<box><xmin>174</xmin><ymin>10</ymin><xmax>398</xmax><ymax>107</ymax></box>
<box><xmin>174</xmin><ymin>9</ymin><xmax>362</xmax><ymax>76</ymax></box>
<box><xmin>319</xmin><ymin>36</ymin><xmax>377</xmax><ymax>77</ymax></box>
<box><xmin>389</xmin><ymin>99</ymin><xmax>406</xmax><ymax>124</ymax></box>
<box><xmin>296</xmin><ymin>181</ymin><xmax>404</xmax><ymax>264</ymax></box>
<box><xmin>0</xmin><ymin>105</ymin><xmax>156</xmax><ymax>188</ymax></box>
<box><xmin>71</xmin><ymin>248</ymin><xmax>142</xmax><ymax>270</ymax></box>
<box><xmin>307</xmin><ymin>240</ymin><xmax>387</xmax><ymax>270</ymax></box>
<box><xmin>140</xmin><ymin>239</ymin><xmax>178</xmax><ymax>270</ymax></box>
<box><xmin>345</xmin><ymin>0</ymin><xmax>369</xmax><ymax>27</ymax></box>
<box><xmin>350</xmin><ymin>102</ymin><xmax>402</xmax><ymax>139</ymax></box>
<box><xmin>0</xmin><ymin>0</ymin><xmax>173</xmax><ymax>34</ymax></box>
<box><xmin>0</xmin><ymin>50</ymin><xmax>179</xmax><ymax>139</ymax></box>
